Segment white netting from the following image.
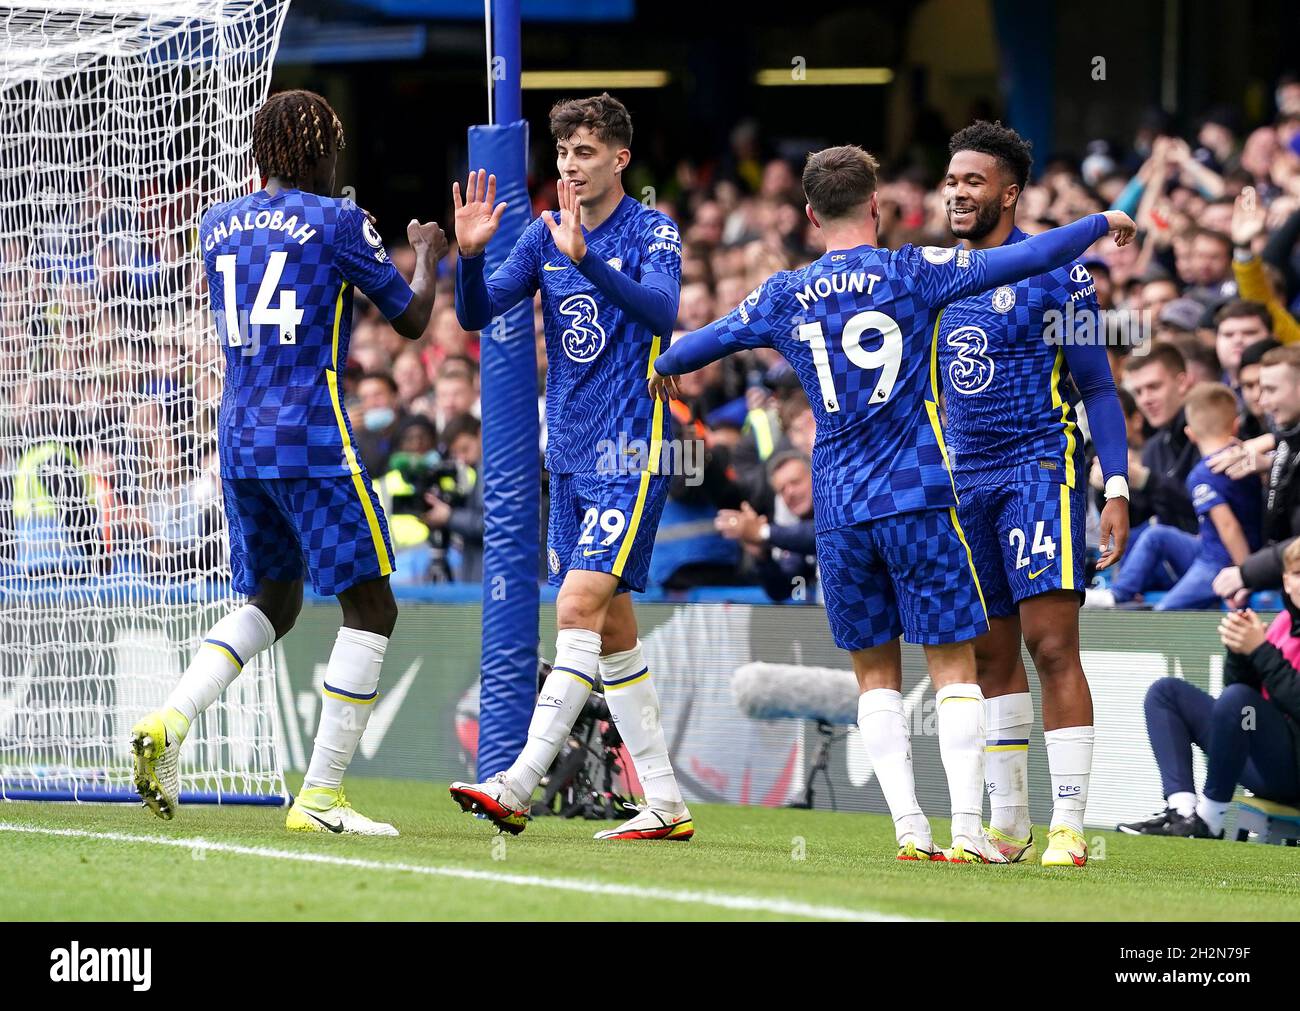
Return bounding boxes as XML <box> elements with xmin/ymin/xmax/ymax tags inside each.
<box><xmin>0</xmin><ymin>0</ymin><xmax>291</xmax><ymax>802</ymax></box>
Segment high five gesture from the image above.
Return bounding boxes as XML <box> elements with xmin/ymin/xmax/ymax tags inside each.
<box><xmin>542</xmin><ymin>178</ymin><xmax>587</xmax><ymax>264</ymax></box>
<box><xmin>453</xmin><ymin>168</ymin><xmax>508</xmax><ymax>258</ymax></box>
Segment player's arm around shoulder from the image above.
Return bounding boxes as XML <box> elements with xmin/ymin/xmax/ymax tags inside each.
<box><xmin>889</xmin><ymin>240</ymin><xmax>983</xmax><ymax>310</ymax></box>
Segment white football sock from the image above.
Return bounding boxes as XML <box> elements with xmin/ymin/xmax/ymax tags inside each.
<box><xmin>985</xmin><ymin>692</ymin><xmax>1032</xmax><ymax>840</ymax></box>
<box><xmin>1196</xmin><ymin>796</ymin><xmax>1229</xmax><ymax>835</ymax></box>
<box><xmin>164</xmin><ymin>604</ymin><xmax>276</xmax><ymax>740</ymax></box>
<box><xmin>936</xmin><ymin>682</ymin><xmax>986</xmax><ymax>843</ymax></box>
<box><xmin>857</xmin><ymin>688</ymin><xmax>929</xmax><ymax>845</ymax></box>
<box><xmin>1168</xmin><ymin>791</ymin><xmax>1197</xmax><ymax>818</ymax></box>
<box><xmin>506</xmin><ymin>627</ymin><xmax>602</xmax><ymax>798</ymax></box>
<box><xmin>303</xmin><ymin>626</ymin><xmax>387</xmax><ymax>792</ymax></box>
<box><xmin>1045</xmin><ymin>724</ymin><xmax>1094</xmax><ymax>834</ymax></box>
<box><xmin>600</xmin><ymin>641</ymin><xmax>684</xmax><ymax>812</ymax></box>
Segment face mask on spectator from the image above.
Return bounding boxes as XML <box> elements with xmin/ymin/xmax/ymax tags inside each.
<box><xmin>364</xmin><ymin>407</ymin><xmax>396</xmax><ymax>432</ymax></box>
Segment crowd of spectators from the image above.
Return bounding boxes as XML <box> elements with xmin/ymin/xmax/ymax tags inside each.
<box><xmin>340</xmin><ymin>74</ymin><xmax>1300</xmax><ymax>603</ymax></box>
<box><xmin>11</xmin><ymin>76</ymin><xmax>1300</xmax><ymax>604</ymax></box>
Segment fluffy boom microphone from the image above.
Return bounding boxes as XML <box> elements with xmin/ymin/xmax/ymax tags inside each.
<box><xmin>731</xmin><ymin>662</ymin><xmax>859</xmax><ymax>725</ymax></box>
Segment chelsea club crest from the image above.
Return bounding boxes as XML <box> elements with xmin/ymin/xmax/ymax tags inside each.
<box><xmin>992</xmin><ymin>286</ymin><xmax>1016</xmax><ymax>313</ymax></box>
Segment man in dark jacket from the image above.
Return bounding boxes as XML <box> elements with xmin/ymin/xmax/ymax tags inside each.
<box><xmin>1123</xmin><ymin>344</ymin><xmax>1199</xmax><ymax>533</ymax></box>
<box><xmin>716</xmin><ymin>451</ymin><xmax>816</xmax><ymax>601</ymax></box>
<box><xmin>1237</xmin><ymin>337</ymin><xmax>1282</xmax><ymax>441</ymax></box>
<box><xmin>1119</xmin><ymin>536</ymin><xmax>1300</xmax><ymax>838</ymax></box>
<box><xmin>1212</xmin><ymin>345</ymin><xmax>1300</xmax><ymax>599</ymax></box>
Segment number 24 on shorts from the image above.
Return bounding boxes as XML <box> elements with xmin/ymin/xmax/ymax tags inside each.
<box><xmin>1009</xmin><ymin>521</ymin><xmax>1056</xmax><ymax>570</ymax></box>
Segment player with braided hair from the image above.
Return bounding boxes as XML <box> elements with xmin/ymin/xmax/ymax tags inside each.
<box><xmin>252</xmin><ymin>89</ymin><xmax>346</xmax><ymax>191</ymax></box>
<box><xmin>130</xmin><ymin>90</ymin><xmax>448</xmax><ymax>835</ymax></box>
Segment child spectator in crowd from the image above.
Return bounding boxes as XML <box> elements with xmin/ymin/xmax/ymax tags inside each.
<box><xmin>1106</xmin><ymin>383</ymin><xmax>1262</xmax><ymax>608</ymax></box>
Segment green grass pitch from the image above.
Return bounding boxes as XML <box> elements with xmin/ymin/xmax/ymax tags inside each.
<box><xmin>3</xmin><ymin>776</ymin><xmax>1299</xmax><ymax>921</ymax></box>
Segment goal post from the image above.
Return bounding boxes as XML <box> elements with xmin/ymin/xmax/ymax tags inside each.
<box><xmin>472</xmin><ymin>0</ymin><xmax>538</xmax><ymax>781</ymax></box>
<box><xmin>0</xmin><ymin>0</ymin><xmax>292</xmax><ymax>805</ymax></box>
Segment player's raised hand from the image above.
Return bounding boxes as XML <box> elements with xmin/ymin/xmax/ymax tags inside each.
<box><xmin>407</xmin><ymin>219</ymin><xmax>448</xmax><ymax>261</ymax></box>
<box><xmin>1095</xmin><ymin>496</ymin><xmax>1130</xmax><ymax>571</ymax></box>
<box><xmin>452</xmin><ymin>169</ymin><xmax>507</xmax><ymax>258</ymax></box>
<box><xmin>647</xmin><ymin>366</ymin><xmax>680</xmax><ymax>403</ymax></box>
<box><xmin>542</xmin><ymin>179</ymin><xmax>587</xmax><ymax>264</ymax></box>
<box><xmin>1101</xmin><ymin>209</ymin><xmax>1137</xmax><ymax>247</ymax></box>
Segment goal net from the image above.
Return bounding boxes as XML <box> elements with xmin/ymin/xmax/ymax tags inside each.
<box><xmin>0</xmin><ymin>0</ymin><xmax>291</xmax><ymax>804</ymax></box>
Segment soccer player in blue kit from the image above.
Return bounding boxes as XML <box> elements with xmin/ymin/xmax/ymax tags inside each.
<box><xmin>448</xmin><ymin>95</ymin><xmax>693</xmax><ymax>841</ymax></box>
<box><xmin>131</xmin><ymin>90</ymin><xmax>448</xmax><ymax>834</ymax></box>
<box><xmin>651</xmin><ymin>145</ymin><xmax>1134</xmax><ymax>862</ymax></box>
<box><xmin>937</xmin><ymin>123</ymin><xmax>1130</xmax><ymax>867</ymax></box>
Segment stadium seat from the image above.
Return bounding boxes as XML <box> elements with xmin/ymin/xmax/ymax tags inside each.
<box><xmin>1234</xmin><ymin>794</ymin><xmax>1300</xmax><ymax>845</ymax></box>
<box><xmin>1248</xmin><ymin>591</ymin><xmax>1285</xmax><ymax>612</ymax></box>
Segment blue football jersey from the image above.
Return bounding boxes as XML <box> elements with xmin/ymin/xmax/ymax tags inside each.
<box><xmin>200</xmin><ymin>189</ymin><xmax>414</xmax><ymax>479</ymax></box>
<box><xmin>936</xmin><ymin>227</ymin><xmax>1099</xmax><ymax>485</ymax></box>
<box><xmin>1188</xmin><ymin>456</ymin><xmax>1263</xmax><ymax>566</ymax></box>
<box><xmin>483</xmin><ymin>194</ymin><xmax>680</xmax><ymax>474</ymax></box>
<box><xmin>707</xmin><ymin>242</ymin><xmax>1005</xmax><ymax>532</ymax></box>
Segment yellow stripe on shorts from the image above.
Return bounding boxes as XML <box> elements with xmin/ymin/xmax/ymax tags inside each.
<box><xmin>613</xmin><ymin>334</ymin><xmax>664</xmax><ymax>578</ymax></box>
<box><xmin>325</xmin><ymin>283</ymin><xmax>392</xmax><ymax>578</ymax></box>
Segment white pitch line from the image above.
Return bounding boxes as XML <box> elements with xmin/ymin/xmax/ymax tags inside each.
<box><xmin>0</xmin><ymin>822</ymin><xmax>919</xmax><ymax>922</ymax></box>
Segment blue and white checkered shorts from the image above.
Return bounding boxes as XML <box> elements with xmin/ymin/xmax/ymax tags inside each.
<box><xmin>547</xmin><ymin>471</ymin><xmax>668</xmax><ymax>594</ymax></box>
<box><xmin>955</xmin><ymin>476</ymin><xmax>1087</xmax><ymax>619</ymax></box>
<box><xmin>817</xmin><ymin>508</ymin><xmax>989</xmax><ymax>651</ymax></box>
<box><xmin>223</xmin><ymin>473</ymin><xmax>395</xmax><ymax>597</ymax></box>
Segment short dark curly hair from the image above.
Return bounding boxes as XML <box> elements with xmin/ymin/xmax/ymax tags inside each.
<box><xmin>948</xmin><ymin>120</ymin><xmax>1033</xmax><ymax>191</ymax></box>
<box><xmin>549</xmin><ymin>92</ymin><xmax>633</xmax><ymax>148</ymax></box>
